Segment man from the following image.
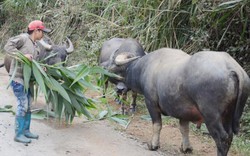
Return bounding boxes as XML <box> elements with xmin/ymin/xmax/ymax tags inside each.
<box><xmin>4</xmin><ymin>20</ymin><xmax>51</xmax><ymax>144</ymax></box>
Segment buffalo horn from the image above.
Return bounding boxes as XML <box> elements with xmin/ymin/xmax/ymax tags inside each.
<box><xmin>39</xmin><ymin>39</ymin><xmax>52</xmax><ymax>50</ymax></box>
<box><xmin>66</xmin><ymin>37</ymin><xmax>74</xmax><ymax>54</ymax></box>
<box><xmin>113</xmin><ymin>74</ymin><xmax>124</xmax><ymax>81</ymax></box>
<box><xmin>115</xmin><ymin>54</ymin><xmax>140</xmax><ymax>65</ymax></box>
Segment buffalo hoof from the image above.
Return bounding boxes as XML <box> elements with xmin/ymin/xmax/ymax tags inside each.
<box><xmin>121</xmin><ymin>109</ymin><xmax>129</xmax><ymax>115</ymax></box>
<box><xmin>119</xmin><ymin>107</ymin><xmax>128</xmax><ymax>115</ymax></box>
<box><xmin>129</xmin><ymin>107</ymin><xmax>136</xmax><ymax>113</ymax></box>
<box><xmin>114</xmin><ymin>98</ymin><xmax>121</xmax><ymax>104</ymax></box>
<box><xmin>147</xmin><ymin>143</ymin><xmax>160</xmax><ymax>151</ymax></box>
<box><xmin>180</xmin><ymin>145</ymin><xmax>193</xmax><ymax>154</ymax></box>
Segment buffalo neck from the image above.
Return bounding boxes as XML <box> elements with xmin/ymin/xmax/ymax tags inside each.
<box><xmin>124</xmin><ymin>59</ymin><xmax>143</xmax><ymax>93</ymax></box>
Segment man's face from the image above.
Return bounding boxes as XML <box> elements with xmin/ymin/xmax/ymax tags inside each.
<box><xmin>34</xmin><ymin>29</ymin><xmax>44</xmax><ymax>41</ymax></box>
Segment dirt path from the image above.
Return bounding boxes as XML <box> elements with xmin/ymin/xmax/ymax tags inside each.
<box><xmin>0</xmin><ymin>59</ymin><xmax>239</xmax><ymax>156</ymax></box>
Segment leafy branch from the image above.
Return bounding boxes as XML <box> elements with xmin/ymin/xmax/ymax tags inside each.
<box><xmin>13</xmin><ymin>52</ymin><xmax>114</xmax><ymax>123</ymax></box>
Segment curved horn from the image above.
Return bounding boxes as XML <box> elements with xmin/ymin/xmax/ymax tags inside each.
<box><xmin>39</xmin><ymin>39</ymin><xmax>52</xmax><ymax>50</ymax></box>
<box><xmin>65</xmin><ymin>37</ymin><xmax>74</xmax><ymax>54</ymax></box>
<box><xmin>115</xmin><ymin>54</ymin><xmax>140</xmax><ymax>65</ymax></box>
<box><xmin>112</xmin><ymin>74</ymin><xmax>124</xmax><ymax>81</ymax></box>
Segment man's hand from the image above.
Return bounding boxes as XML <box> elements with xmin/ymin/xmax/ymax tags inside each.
<box><xmin>24</xmin><ymin>54</ymin><xmax>33</xmax><ymax>61</ymax></box>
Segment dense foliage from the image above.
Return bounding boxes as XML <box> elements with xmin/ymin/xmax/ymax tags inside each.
<box><xmin>0</xmin><ymin>0</ymin><xmax>249</xmax><ymax>142</ymax></box>
<box><xmin>1</xmin><ymin>1</ymin><xmax>249</xmax><ymax>67</ymax></box>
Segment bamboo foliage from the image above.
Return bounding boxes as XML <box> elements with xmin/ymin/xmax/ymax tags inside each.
<box><xmin>13</xmin><ymin>52</ymin><xmax>116</xmax><ymax>123</ymax></box>
<box><xmin>2</xmin><ymin>0</ymin><xmax>249</xmax><ymax>66</ymax></box>
<box><xmin>1</xmin><ymin>0</ymin><xmax>249</xmax><ymax>55</ymax></box>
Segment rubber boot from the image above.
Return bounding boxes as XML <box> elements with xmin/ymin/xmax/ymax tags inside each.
<box><xmin>24</xmin><ymin>112</ymin><xmax>39</xmax><ymax>139</ymax></box>
<box><xmin>14</xmin><ymin>116</ymin><xmax>31</xmax><ymax>143</ymax></box>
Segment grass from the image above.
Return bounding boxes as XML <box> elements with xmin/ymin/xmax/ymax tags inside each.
<box><xmin>231</xmin><ymin>136</ymin><xmax>250</xmax><ymax>155</ymax></box>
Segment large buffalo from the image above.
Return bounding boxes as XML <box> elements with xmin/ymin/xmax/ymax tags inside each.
<box><xmin>108</xmin><ymin>39</ymin><xmax>250</xmax><ymax>156</ymax></box>
<box><xmin>99</xmin><ymin>38</ymin><xmax>145</xmax><ymax>114</ymax></box>
<box><xmin>0</xmin><ymin>36</ymin><xmax>74</xmax><ymax>73</ymax></box>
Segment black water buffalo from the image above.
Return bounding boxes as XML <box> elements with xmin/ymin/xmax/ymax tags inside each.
<box><xmin>36</xmin><ymin>36</ymin><xmax>74</xmax><ymax>65</ymax></box>
<box><xmin>108</xmin><ymin>44</ymin><xmax>250</xmax><ymax>156</ymax></box>
<box><xmin>99</xmin><ymin>38</ymin><xmax>146</xmax><ymax>114</ymax></box>
<box><xmin>1</xmin><ymin>36</ymin><xmax>74</xmax><ymax>73</ymax></box>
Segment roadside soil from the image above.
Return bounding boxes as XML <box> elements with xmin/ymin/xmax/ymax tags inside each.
<box><xmin>0</xmin><ymin>57</ymin><xmax>239</xmax><ymax>156</ymax></box>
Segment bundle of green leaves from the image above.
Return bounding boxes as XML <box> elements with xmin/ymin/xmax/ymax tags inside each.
<box><xmin>11</xmin><ymin>52</ymin><xmax>118</xmax><ymax>123</ymax></box>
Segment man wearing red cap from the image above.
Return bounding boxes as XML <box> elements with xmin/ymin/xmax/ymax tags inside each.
<box><xmin>4</xmin><ymin>20</ymin><xmax>51</xmax><ymax>144</ymax></box>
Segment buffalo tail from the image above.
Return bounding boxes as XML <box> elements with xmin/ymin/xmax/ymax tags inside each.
<box><xmin>232</xmin><ymin>71</ymin><xmax>249</xmax><ymax>134</ymax></box>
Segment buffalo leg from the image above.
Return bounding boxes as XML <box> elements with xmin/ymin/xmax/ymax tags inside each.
<box><xmin>204</xmin><ymin>113</ymin><xmax>230</xmax><ymax>156</ymax></box>
<box><xmin>221</xmin><ymin>108</ymin><xmax>234</xmax><ymax>155</ymax></box>
<box><xmin>145</xmin><ymin>99</ymin><xmax>162</xmax><ymax>150</ymax></box>
<box><xmin>130</xmin><ymin>91</ymin><xmax>137</xmax><ymax>113</ymax></box>
<box><xmin>179</xmin><ymin>120</ymin><xmax>193</xmax><ymax>153</ymax></box>
<box><xmin>120</xmin><ymin>92</ymin><xmax>128</xmax><ymax>115</ymax></box>
<box><xmin>104</xmin><ymin>81</ymin><xmax>108</xmax><ymax>98</ymax></box>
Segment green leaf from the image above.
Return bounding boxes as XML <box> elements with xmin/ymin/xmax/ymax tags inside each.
<box><xmin>86</xmin><ymin>99</ymin><xmax>97</xmax><ymax>109</ymax></box>
<box><xmin>32</xmin><ymin>59</ymin><xmax>48</xmax><ymax>78</ymax></box>
<box><xmin>70</xmin><ymin>65</ymin><xmax>89</xmax><ymax>87</ymax></box>
<box><xmin>32</xmin><ymin>62</ymin><xmax>47</xmax><ymax>98</ymax></box>
<box><xmin>218</xmin><ymin>0</ymin><xmax>242</xmax><ymax>8</ymax></box>
<box><xmin>23</xmin><ymin>63</ymin><xmax>32</xmax><ymax>92</ymax></box>
<box><xmin>42</xmin><ymin>52</ymin><xmax>58</xmax><ymax>63</ymax></box>
<box><xmin>67</xmin><ymin>92</ymin><xmax>82</xmax><ymax>113</ymax></box>
<box><xmin>15</xmin><ymin>52</ymin><xmax>31</xmax><ymax>66</ymax></box>
<box><xmin>46</xmin><ymin>67</ymin><xmax>62</xmax><ymax>79</ymax></box>
<box><xmin>110</xmin><ymin>116</ymin><xmax>128</xmax><ymax>127</ymax></box>
<box><xmin>98</xmin><ymin>110</ymin><xmax>108</xmax><ymax>120</ymax></box>
<box><xmin>140</xmin><ymin>115</ymin><xmax>152</xmax><ymax>121</ymax></box>
<box><xmin>4</xmin><ymin>105</ymin><xmax>13</xmax><ymax>109</ymax></box>
<box><xmin>56</xmin><ymin>94</ymin><xmax>64</xmax><ymax>119</ymax></box>
<box><xmin>59</xmin><ymin>67</ymin><xmax>77</xmax><ymax>80</ymax></box>
<box><xmin>0</xmin><ymin>107</ymin><xmax>15</xmax><ymax>114</ymax></box>
<box><xmin>78</xmin><ymin>78</ymin><xmax>99</xmax><ymax>91</ymax></box>
<box><xmin>49</xmin><ymin>76</ymin><xmax>71</xmax><ymax>103</ymax></box>
<box><xmin>31</xmin><ymin>110</ymin><xmax>48</xmax><ymax>120</ymax></box>
<box><xmin>63</xmin><ymin>99</ymin><xmax>74</xmax><ymax>116</ymax></box>
<box><xmin>79</xmin><ymin>104</ymin><xmax>92</xmax><ymax>119</ymax></box>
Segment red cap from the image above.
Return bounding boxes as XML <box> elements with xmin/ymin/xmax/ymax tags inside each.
<box><xmin>28</xmin><ymin>20</ymin><xmax>51</xmax><ymax>33</ymax></box>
